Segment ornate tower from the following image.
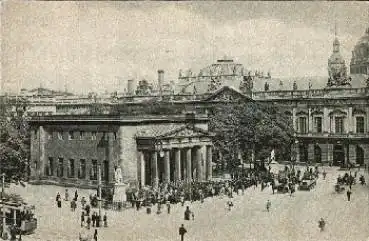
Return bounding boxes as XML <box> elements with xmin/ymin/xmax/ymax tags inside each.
<box><xmin>327</xmin><ymin>23</ymin><xmax>350</xmax><ymax>87</ymax></box>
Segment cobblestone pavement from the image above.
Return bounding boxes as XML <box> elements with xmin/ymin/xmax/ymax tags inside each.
<box><xmin>9</xmin><ymin>167</ymin><xmax>369</xmax><ymax>241</ymax></box>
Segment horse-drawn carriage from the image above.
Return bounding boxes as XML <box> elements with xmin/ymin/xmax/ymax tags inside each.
<box><xmin>298</xmin><ymin>179</ymin><xmax>316</xmax><ymax>191</ymax></box>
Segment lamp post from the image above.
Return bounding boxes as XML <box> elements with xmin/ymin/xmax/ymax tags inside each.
<box><xmin>97</xmin><ymin>165</ymin><xmax>102</xmax><ymax>222</ymax></box>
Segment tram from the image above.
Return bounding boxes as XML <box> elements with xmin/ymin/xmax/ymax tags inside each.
<box><xmin>0</xmin><ymin>194</ymin><xmax>37</xmax><ymax>236</ymax></box>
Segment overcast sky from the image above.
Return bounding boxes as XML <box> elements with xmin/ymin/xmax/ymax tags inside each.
<box><xmin>1</xmin><ymin>1</ymin><xmax>368</xmax><ymax>94</ymax></box>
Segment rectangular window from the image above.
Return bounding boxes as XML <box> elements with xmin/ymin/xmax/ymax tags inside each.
<box><xmin>57</xmin><ymin>158</ymin><xmax>64</xmax><ymax>177</ymax></box>
<box><xmin>335</xmin><ymin>117</ymin><xmax>344</xmax><ymax>133</ymax></box>
<box><xmin>68</xmin><ymin>159</ymin><xmax>75</xmax><ymax>178</ymax></box>
<box><xmin>298</xmin><ymin>117</ymin><xmax>307</xmax><ymax>134</ymax></box>
<box><xmin>90</xmin><ymin>160</ymin><xmax>98</xmax><ymax>180</ymax></box>
<box><xmin>47</xmin><ymin>157</ymin><xmax>54</xmax><ymax>176</ymax></box>
<box><xmin>356</xmin><ymin>116</ymin><xmax>365</xmax><ymax>133</ymax></box>
<box><xmin>103</xmin><ymin>160</ymin><xmax>109</xmax><ymax>182</ymax></box>
<box><xmin>78</xmin><ymin>159</ymin><xmax>86</xmax><ymax>179</ymax></box>
<box><xmin>68</xmin><ymin>131</ymin><xmax>75</xmax><ymax>140</ymax></box>
<box><xmin>91</xmin><ymin>132</ymin><xmax>97</xmax><ymax>140</ymax></box>
<box><xmin>314</xmin><ymin>117</ymin><xmax>322</xmax><ymax>133</ymax></box>
<box><xmin>58</xmin><ymin>131</ymin><xmax>64</xmax><ymax>140</ymax></box>
<box><xmin>80</xmin><ymin>131</ymin><xmax>85</xmax><ymax>140</ymax></box>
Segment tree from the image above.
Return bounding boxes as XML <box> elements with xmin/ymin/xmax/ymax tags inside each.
<box><xmin>0</xmin><ymin>95</ymin><xmax>30</xmax><ymax>183</ymax></box>
<box><xmin>209</xmin><ymin>101</ymin><xmax>294</xmax><ymax>173</ymax></box>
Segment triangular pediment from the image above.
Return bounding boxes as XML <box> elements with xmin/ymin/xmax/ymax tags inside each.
<box><xmin>158</xmin><ymin>125</ymin><xmax>212</xmax><ymax>139</ymax></box>
<box><xmin>204</xmin><ymin>86</ymin><xmax>252</xmax><ymax>102</ymax></box>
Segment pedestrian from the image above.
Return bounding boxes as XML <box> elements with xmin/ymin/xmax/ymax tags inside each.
<box><xmin>179</xmin><ymin>224</ymin><xmax>187</xmax><ymax>241</ymax></box>
<box><xmin>322</xmin><ymin>170</ymin><xmax>327</xmax><ymax>180</ymax></box>
<box><xmin>157</xmin><ymin>202</ymin><xmax>162</xmax><ymax>214</ymax></box>
<box><xmin>86</xmin><ymin>216</ymin><xmax>91</xmax><ymax>230</ymax></box>
<box><xmin>93</xmin><ymin>229</ymin><xmax>98</xmax><ymax>241</ymax></box>
<box><xmin>92</xmin><ymin>212</ymin><xmax>96</xmax><ymax>227</ymax></box>
<box><xmin>318</xmin><ymin>218</ymin><xmax>326</xmax><ymax>231</ymax></box>
<box><xmin>81</xmin><ymin>197</ymin><xmax>86</xmax><ymax>208</ymax></box>
<box><xmin>184</xmin><ymin>206</ymin><xmax>191</xmax><ymax>220</ymax></box>
<box><xmin>191</xmin><ymin>211</ymin><xmax>195</xmax><ymax>221</ymax></box>
<box><xmin>266</xmin><ymin>200</ymin><xmax>271</xmax><ymax>212</ymax></box>
<box><xmin>166</xmin><ymin>201</ymin><xmax>171</xmax><ymax>214</ymax></box>
<box><xmin>71</xmin><ymin>199</ymin><xmax>76</xmax><ymax>212</ymax></box>
<box><xmin>227</xmin><ymin>199</ymin><xmax>234</xmax><ymax>211</ymax></box>
<box><xmin>56</xmin><ymin>192</ymin><xmax>61</xmax><ymax>208</ymax></box>
<box><xmin>346</xmin><ymin>189</ymin><xmax>352</xmax><ymax>201</ymax></box>
<box><xmin>65</xmin><ymin>189</ymin><xmax>69</xmax><ymax>201</ymax></box>
<box><xmin>85</xmin><ymin>204</ymin><xmax>91</xmax><ymax>216</ymax></box>
<box><xmin>180</xmin><ymin>195</ymin><xmax>185</xmax><ymax>207</ymax></box>
<box><xmin>74</xmin><ymin>190</ymin><xmax>79</xmax><ymax>201</ymax></box>
<box><xmin>241</xmin><ymin>184</ymin><xmax>245</xmax><ymax>195</ymax></box>
<box><xmin>103</xmin><ymin>213</ymin><xmax>108</xmax><ymax>227</ymax></box>
<box><xmin>96</xmin><ymin>214</ymin><xmax>100</xmax><ymax>228</ymax></box>
<box><xmin>80</xmin><ymin>212</ymin><xmax>85</xmax><ymax>227</ymax></box>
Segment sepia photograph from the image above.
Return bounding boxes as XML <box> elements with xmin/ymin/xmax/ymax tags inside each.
<box><xmin>0</xmin><ymin>1</ymin><xmax>369</xmax><ymax>241</ymax></box>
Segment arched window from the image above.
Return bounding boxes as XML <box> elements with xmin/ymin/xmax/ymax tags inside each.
<box><xmin>314</xmin><ymin>145</ymin><xmax>322</xmax><ymax>163</ymax></box>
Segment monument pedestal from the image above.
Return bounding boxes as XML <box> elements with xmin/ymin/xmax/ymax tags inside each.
<box><xmin>113</xmin><ymin>183</ymin><xmax>127</xmax><ymax>202</ymax></box>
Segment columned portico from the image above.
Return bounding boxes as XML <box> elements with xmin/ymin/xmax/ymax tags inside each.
<box><xmin>136</xmin><ymin>124</ymin><xmax>214</xmax><ymax>187</ymax></box>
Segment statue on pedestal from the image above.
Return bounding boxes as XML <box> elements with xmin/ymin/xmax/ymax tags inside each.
<box><xmin>114</xmin><ymin>167</ymin><xmax>123</xmax><ymax>184</ymax></box>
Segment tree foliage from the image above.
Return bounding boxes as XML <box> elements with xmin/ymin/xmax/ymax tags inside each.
<box><xmin>209</xmin><ymin>101</ymin><xmax>294</xmax><ymax>171</ymax></box>
<box><xmin>0</xmin><ymin>96</ymin><xmax>30</xmax><ymax>182</ymax></box>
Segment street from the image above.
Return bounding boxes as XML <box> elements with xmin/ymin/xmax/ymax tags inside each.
<box><xmin>9</xmin><ymin>167</ymin><xmax>369</xmax><ymax>241</ymax></box>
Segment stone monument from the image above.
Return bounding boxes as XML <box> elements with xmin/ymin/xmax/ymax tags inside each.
<box><xmin>112</xmin><ymin>166</ymin><xmax>127</xmax><ymax>202</ymax></box>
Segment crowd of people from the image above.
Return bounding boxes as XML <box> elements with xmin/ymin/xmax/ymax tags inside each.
<box><xmin>50</xmin><ymin>163</ymin><xmax>369</xmax><ymax>240</ymax></box>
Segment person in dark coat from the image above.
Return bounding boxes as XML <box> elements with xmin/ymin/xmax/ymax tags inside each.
<box><xmin>56</xmin><ymin>192</ymin><xmax>61</xmax><ymax>208</ymax></box>
<box><xmin>346</xmin><ymin>189</ymin><xmax>352</xmax><ymax>201</ymax></box>
<box><xmin>85</xmin><ymin>205</ymin><xmax>91</xmax><ymax>216</ymax></box>
<box><xmin>96</xmin><ymin>214</ymin><xmax>100</xmax><ymax>228</ymax></box>
<box><xmin>184</xmin><ymin>206</ymin><xmax>191</xmax><ymax>220</ymax></box>
<box><xmin>74</xmin><ymin>190</ymin><xmax>78</xmax><ymax>201</ymax></box>
<box><xmin>86</xmin><ymin>216</ymin><xmax>91</xmax><ymax>230</ymax></box>
<box><xmin>103</xmin><ymin>213</ymin><xmax>108</xmax><ymax>227</ymax></box>
<box><xmin>166</xmin><ymin>202</ymin><xmax>171</xmax><ymax>214</ymax></box>
<box><xmin>93</xmin><ymin>229</ymin><xmax>98</xmax><ymax>241</ymax></box>
<box><xmin>80</xmin><ymin>212</ymin><xmax>85</xmax><ymax>227</ymax></box>
<box><xmin>179</xmin><ymin>224</ymin><xmax>187</xmax><ymax>241</ymax></box>
<box><xmin>92</xmin><ymin>212</ymin><xmax>96</xmax><ymax>227</ymax></box>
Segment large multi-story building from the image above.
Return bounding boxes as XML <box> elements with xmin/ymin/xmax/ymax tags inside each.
<box><xmin>25</xmin><ymin>24</ymin><xmax>369</xmax><ymax>189</ymax></box>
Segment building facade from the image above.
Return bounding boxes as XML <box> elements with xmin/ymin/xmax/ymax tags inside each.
<box><xmin>29</xmin><ymin>114</ymin><xmax>214</xmax><ymax>189</ymax></box>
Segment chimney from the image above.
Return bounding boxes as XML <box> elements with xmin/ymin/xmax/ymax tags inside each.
<box><xmin>158</xmin><ymin>70</ymin><xmax>164</xmax><ymax>96</ymax></box>
<box><xmin>127</xmin><ymin>79</ymin><xmax>134</xmax><ymax>95</ymax></box>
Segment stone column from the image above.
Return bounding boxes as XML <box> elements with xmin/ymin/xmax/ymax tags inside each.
<box><xmin>195</xmin><ymin>147</ymin><xmax>203</xmax><ymax>181</ymax></box>
<box><xmin>39</xmin><ymin>126</ymin><xmax>46</xmax><ymax>177</ymax></box>
<box><xmin>107</xmin><ymin>132</ymin><xmax>114</xmax><ymax>183</ymax></box>
<box><xmin>292</xmin><ymin>107</ymin><xmax>297</xmax><ymax>133</ymax></box>
<box><xmin>366</xmin><ymin>107</ymin><xmax>369</xmax><ymax>133</ymax></box>
<box><xmin>349</xmin><ymin>145</ymin><xmax>356</xmax><ymax>164</ymax></box>
<box><xmin>139</xmin><ymin>151</ymin><xmax>145</xmax><ymax>187</ymax></box>
<box><xmin>206</xmin><ymin>146</ymin><xmax>213</xmax><ymax>180</ymax></box>
<box><xmin>308</xmin><ymin>108</ymin><xmax>313</xmax><ymax>134</ymax></box>
<box><xmin>348</xmin><ymin>107</ymin><xmax>353</xmax><ymax>134</ymax></box>
<box><xmin>13</xmin><ymin>209</ymin><xmax>17</xmax><ymax>225</ymax></box>
<box><xmin>344</xmin><ymin>144</ymin><xmax>349</xmax><ymax>166</ymax></box>
<box><xmin>174</xmin><ymin>148</ymin><xmax>181</xmax><ymax>181</ymax></box>
<box><xmin>327</xmin><ymin>144</ymin><xmax>333</xmax><ymax>165</ymax></box>
<box><xmin>186</xmin><ymin>148</ymin><xmax>192</xmax><ymax>182</ymax></box>
<box><xmin>151</xmin><ymin>152</ymin><xmax>158</xmax><ymax>188</ymax></box>
<box><xmin>323</xmin><ymin>107</ymin><xmax>329</xmax><ymax>134</ymax></box>
<box><xmin>164</xmin><ymin>150</ymin><xmax>170</xmax><ymax>183</ymax></box>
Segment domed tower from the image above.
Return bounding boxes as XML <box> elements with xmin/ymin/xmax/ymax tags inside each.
<box><xmin>350</xmin><ymin>27</ymin><xmax>369</xmax><ymax>74</ymax></box>
<box><xmin>327</xmin><ymin>24</ymin><xmax>350</xmax><ymax>87</ymax></box>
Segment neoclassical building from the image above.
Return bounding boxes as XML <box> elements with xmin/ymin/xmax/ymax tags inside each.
<box><xmin>29</xmin><ymin>113</ymin><xmax>214</xmax><ymax>189</ymax></box>
<box><xmin>26</xmin><ymin>24</ymin><xmax>369</xmax><ymax>189</ymax></box>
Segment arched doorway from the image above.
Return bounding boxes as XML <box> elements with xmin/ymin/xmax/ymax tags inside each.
<box><xmin>299</xmin><ymin>144</ymin><xmax>308</xmax><ymax>163</ymax></box>
<box><xmin>314</xmin><ymin>145</ymin><xmax>322</xmax><ymax>163</ymax></box>
<box><xmin>356</xmin><ymin>145</ymin><xmax>364</xmax><ymax>166</ymax></box>
<box><xmin>333</xmin><ymin>145</ymin><xmax>344</xmax><ymax>166</ymax></box>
